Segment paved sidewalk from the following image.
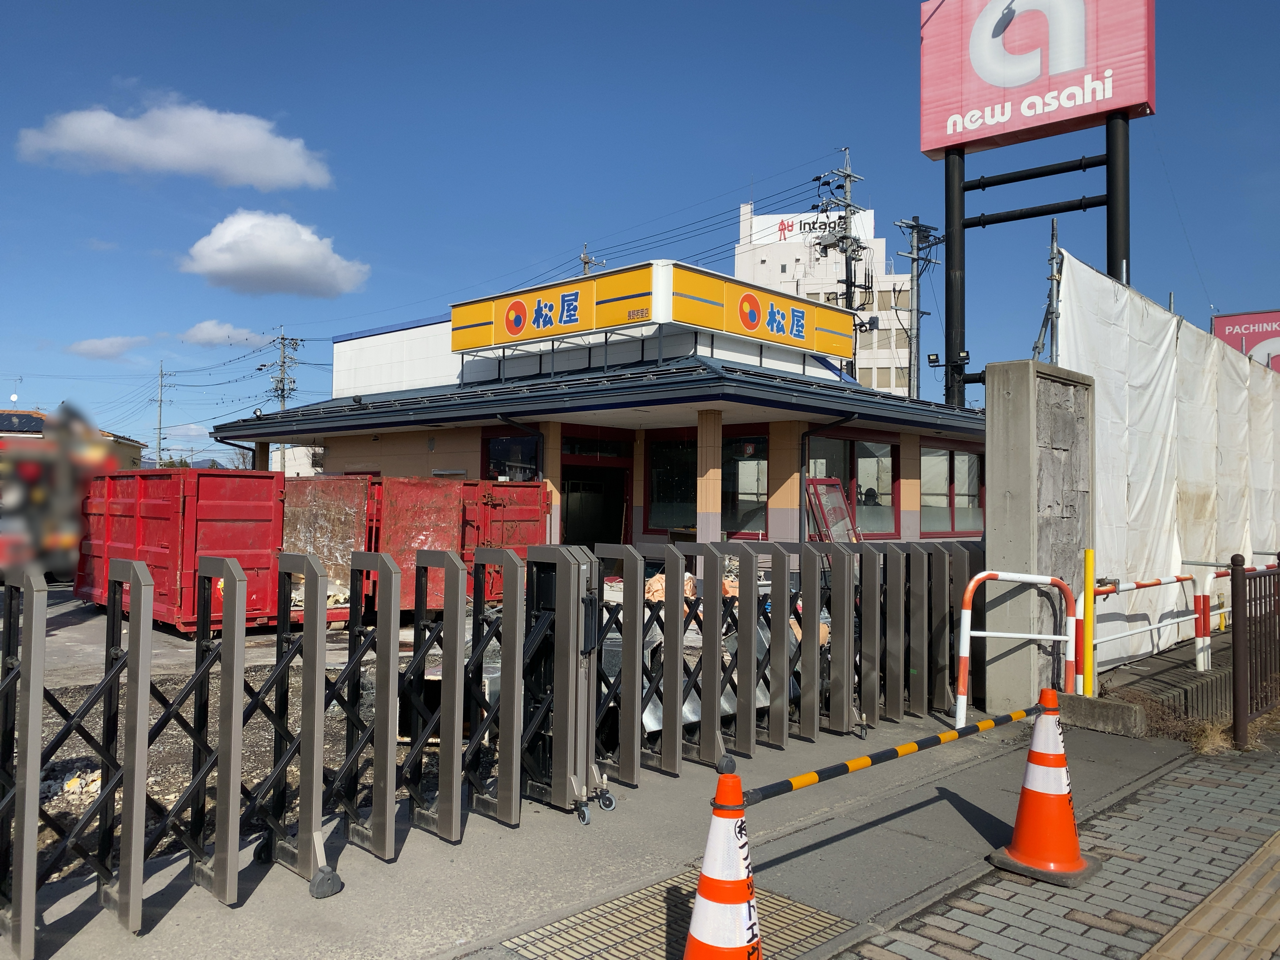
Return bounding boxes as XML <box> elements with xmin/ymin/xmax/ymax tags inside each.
<box><xmin>846</xmin><ymin>747</ymin><xmax>1280</xmax><ymax>960</ymax></box>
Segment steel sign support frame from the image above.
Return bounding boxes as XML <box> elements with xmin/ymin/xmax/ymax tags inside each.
<box><xmin>941</xmin><ymin>111</ymin><xmax>1132</xmax><ymax>407</ymax></box>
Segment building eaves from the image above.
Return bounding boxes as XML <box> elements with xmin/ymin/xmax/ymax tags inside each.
<box><xmin>211</xmin><ymin>355</ymin><xmax>984</xmax><ymax>441</ymax></box>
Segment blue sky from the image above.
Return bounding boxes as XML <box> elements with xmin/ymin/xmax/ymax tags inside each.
<box><xmin>2</xmin><ymin>2</ymin><xmax>1277</xmax><ymax>457</ymax></box>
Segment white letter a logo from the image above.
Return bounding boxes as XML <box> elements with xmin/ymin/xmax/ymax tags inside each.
<box><xmin>969</xmin><ymin>0</ymin><xmax>1086</xmax><ymax>89</ymax></box>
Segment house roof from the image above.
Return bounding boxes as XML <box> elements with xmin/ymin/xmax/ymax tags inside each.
<box><xmin>0</xmin><ymin>409</ymin><xmax>144</xmax><ymax>446</ymax></box>
<box><xmin>211</xmin><ymin>355</ymin><xmax>984</xmax><ymax>442</ymax></box>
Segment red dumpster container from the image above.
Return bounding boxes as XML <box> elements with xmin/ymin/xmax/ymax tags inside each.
<box><xmin>284</xmin><ymin>476</ymin><xmax>550</xmax><ymax>613</ymax></box>
<box><xmin>76</xmin><ymin>469</ymin><xmax>283</xmax><ymax>632</ymax></box>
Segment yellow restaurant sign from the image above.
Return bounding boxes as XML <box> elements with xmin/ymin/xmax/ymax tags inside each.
<box><xmin>451</xmin><ymin>261</ymin><xmax>856</xmax><ymax>359</ymax></box>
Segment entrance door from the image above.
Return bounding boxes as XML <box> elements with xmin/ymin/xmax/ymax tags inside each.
<box><xmin>562</xmin><ymin>465</ymin><xmax>628</xmax><ymax>547</ymax></box>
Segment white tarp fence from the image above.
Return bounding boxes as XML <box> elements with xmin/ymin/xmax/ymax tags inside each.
<box><xmin>1059</xmin><ymin>251</ymin><xmax>1280</xmax><ymax>666</ymax></box>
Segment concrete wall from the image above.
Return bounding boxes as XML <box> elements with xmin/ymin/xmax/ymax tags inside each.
<box><xmin>322</xmin><ymin>427</ymin><xmax>482</xmax><ymax>479</ymax></box>
<box><xmin>984</xmin><ymin>360</ymin><xmax>1094</xmax><ymax>713</ymax></box>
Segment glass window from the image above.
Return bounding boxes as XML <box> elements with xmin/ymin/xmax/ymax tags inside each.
<box><xmin>895</xmin><ymin>328</ymin><xmax>909</xmax><ymax>351</ymax></box>
<box><xmin>649</xmin><ymin>439</ymin><xmax>696</xmax><ymax>532</ymax></box>
<box><xmin>723</xmin><ymin>437</ymin><xmax>768</xmax><ymax>537</ymax></box>
<box><xmin>486</xmin><ymin>436</ymin><xmax>539</xmax><ymax>481</ymax></box>
<box><xmin>875</xmin><ymin>368</ymin><xmax>891</xmax><ymax>389</ymax></box>
<box><xmin>562</xmin><ymin>437</ymin><xmax>631</xmax><ymax>458</ymax></box>
<box><xmin>876</xmin><ymin>329</ymin><xmax>892</xmax><ymax>351</ymax></box>
<box><xmin>921</xmin><ymin>447</ymin><xmax>951</xmax><ymax>532</ymax></box>
<box><xmin>921</xmin><ymin>448</ymin><xmax>985</xmax><ymax>533</ymax></box>
<box><xmin>857</xmin><ymin>367</ymin><xmax>872</xmax><ymax>385</ymax></box>
<box><xmin>808</xmin><ymin>437</ymin><xmax>849</xmax><ymax>490</ymax></box>
<box><xmin>854</xmin><ymin>441</ymin><xmax>895</xmax><ymax>534</ymax></box>
<box><xmin>857</xmin><ymin>331</ymin><xmax>873</xmax><ymax>352</ymax></box>
<box><xmin>955</xmin><ymin>451</ymin><xmax>984</xmax><ymax>532</ymax></box>
<box><xmin>895</xmin><ymin>367</ymin><xmax>909</xmax><ymax>387</ymax></box>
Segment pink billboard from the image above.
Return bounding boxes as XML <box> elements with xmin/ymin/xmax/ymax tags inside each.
<box><xmin>920</xmin><ymin>0</ymin><xmax>1156</xmax><ymax>160</ymax></box>
<box><xmin>1213</xmin><ymin>311</ymin><xmax>1280</xmax><ymax>373</ymax></box>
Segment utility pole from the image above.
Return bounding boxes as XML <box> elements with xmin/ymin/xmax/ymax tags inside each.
<box><xmin>155</xmin><ymin>361</ymin><xmax>164</xmax><ymax>467</ymax></box>
<box><xmin>258</xmin><ymin>330</ymin><xmax>300</xmax><ymax>472</ymax></box>
<box><xmin>812</xmin><ymin>149</ymin><xmax>866</xmax><ymax>377</ymax></box>
<box><xmin>894</xmin><ymin>216</ymin><xmax>941</xmax><ymax>400</ymax></box>
<box><xmin>1031</xmin><ymin>219</ymin><xmax>1063</xmax><ymax>365</ymax></box>
<box><xmin>580</xmin><ymin>244</ymin><xmax>605</xmax><ymax>275</ymax></box>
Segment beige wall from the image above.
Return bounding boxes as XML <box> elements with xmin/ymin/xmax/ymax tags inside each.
<box><xmin>768</xmin><ymin>421</ymin><xmax>804</xmax><ymax>543</ymax></box>
<box><xmin>899</xmin><ymin>432</ymin><xmax>921</xmax><ymax>539</ymax></box>
<box><xmin>696</xmin><ymin>410</ymin><xmax>722</xmax><ymax>543</ymax></box>
<box><xmin>322</xmin><ymin>427</ymin><xmax>481</xmax><ymax>478</ymax></box>
<box><xmin>540</xmin><ymin>421</ymin><xmax>562</xmax><ymax>543</ymax></box>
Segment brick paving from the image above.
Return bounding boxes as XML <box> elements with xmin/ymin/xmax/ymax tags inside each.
<box><xmin>842</xmin><ymin>748</ymin><xmax>1280</xmax><ymax>960</ymax></box>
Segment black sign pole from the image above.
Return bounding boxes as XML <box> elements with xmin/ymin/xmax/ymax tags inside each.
<box><xmin>1106</xmin><ymin>111</ymin><xmax>1131</xmax><ymax>285</ymax></box>
<box><xmin>944</xmin><ymin>147</ymin><xmax>966</xmax><ymax>407</ymax></box>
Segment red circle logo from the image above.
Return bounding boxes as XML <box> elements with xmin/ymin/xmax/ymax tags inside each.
<box><xmin>504</xmin><ymin>299</ymin><xmax>528</xmax><ymax>337</ymax></box>
<box><xmin>738</xmin><ymin>293</ymin><xmax>762</xmax><ymax>331</ymax></box>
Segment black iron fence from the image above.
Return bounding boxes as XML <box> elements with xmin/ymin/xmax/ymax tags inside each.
<box><xmin>1232</xmin><ymin>554</ymin><xmax>1280</xmax><ymax>747</ymax></box>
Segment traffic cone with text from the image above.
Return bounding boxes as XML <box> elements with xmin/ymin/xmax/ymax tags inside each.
<box><xmin>685</xmin><ymin>756</ymin><xmax>763</xmax><ymax>960</ymax></box>
<box><xmin>988</xmin><ymin>688</ymin><xmax>1100</xmax><ymax>887</ymax></box>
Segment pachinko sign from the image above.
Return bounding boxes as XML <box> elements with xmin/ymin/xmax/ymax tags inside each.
<box><xmin>1213</xmin><ymin>311</ymin><xmax>1280</xmax><ymax>373</ymax></box>
<box><xmin>920</xmin><ymin>0</ymin><xmax>1155</xmax><ymax>159</ymax></box>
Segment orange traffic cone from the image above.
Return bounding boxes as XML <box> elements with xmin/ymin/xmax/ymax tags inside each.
<box><xmin>988</xmin><ymin>688</ymin><xmax>1100</xmax><ymax>887</ymax></box>
<box><xmin>685</xmin><ymin>756</ymin><xmax>763</xmax><ymax>960</ymax></box>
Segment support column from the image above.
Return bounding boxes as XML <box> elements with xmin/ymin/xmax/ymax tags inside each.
<box><xmin>899</xmin><ymin>433</ymin><xmax>921</xmax><ymax>540</ymax></box>
<box><xmin>540</xmin><ymin>422</ymin><xmax>562</xmax><ymax>544</ymax></box>
<box><xmin>632</xmin><ymin>430</ymin><xmax>645</xmax><ymax>542</ymax></box>
<box><xmin>944</xmin><ymin>147</ymin><xmax>966</xmax><ymax>407</ymax></box>
<box><xmin>767</xmin><ymin>421</ymin><xmax>803</xmax><ymax>543</ymax></box>
<box><xmin>254</xmin><ymin>441</ymin><xmax>270</xmax><ymax>471</ymax></box>
<box><xmin>696</xmin><ymin>410</ymin><xmax>722</xmax><ymax>544</ymax></box>
<box><xmin>1106</xmin><ymin>111</ymin><xmax>1130</xmax><ymax>285</ymax></box>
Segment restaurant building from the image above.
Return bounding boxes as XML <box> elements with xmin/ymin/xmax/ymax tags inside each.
<box><xmin>212</xmin><ymin>260</ymin><xmax>984</xmax><ymax>548</ymax></box>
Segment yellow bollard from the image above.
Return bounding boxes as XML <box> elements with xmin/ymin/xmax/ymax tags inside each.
<box><xmin>1083</xmin><ymin>549</ymin><xmax>1095</xmax><ymax>697</ymax></box>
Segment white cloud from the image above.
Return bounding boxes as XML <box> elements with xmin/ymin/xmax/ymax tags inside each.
<box><xmin>180</xmin><ymin>209</ymin><xmax>370</xmax><ymax>298</ymax></box>
<box><xmin>182</xmin><ymin>319</ymin><xmax>270</xmax><ymax>348</ymax></box>
<box><xmin>18</xmin><ymin>102</ymin><xmax>331</xmax><ymax>191</ymax></box>
<box><xmin>67</xmin><ymin>335</ymin><xmax>148</xmax><ymax>360</ymax></box>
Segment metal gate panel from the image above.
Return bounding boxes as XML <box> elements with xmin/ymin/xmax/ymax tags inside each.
<box><xmin>854</xmin><ymin>544</ymin><xmax>883</xmax><ymax>728</ymax></box>
<box><xmin>925</xmin><ymin>544</ymin><xmax>953</xmax><ymax>713</ymax></box>
<box><xmin>0</xmin><ymin>567</ymin><xmax>47</xmax><ymax>960</ymax></box>
<box><xmin>879</xmin><ymin>544</ymin><xmax>907</xmax><ymax>722</ymax></box>
<box><xmin>469</xmin><ymin>548</ymin><xmax>524</xmax><ymax>826</ymax></box>
<box><xmin>723</xmin><ymin>544</ymin><xmax>760</xmax><ymax>757</ymax></box>
<box><xmin>337</xmin><ymin>552</ymin><xmax>399</xmax><ymax>860</ymax></box>
<box><xmin>407</xmin><ymin>550</ymin><xmax>465</xmax><ymax>842</ymax></box>
<box><xmin>743</xmin><ymin>543</ymin><xmax>792</xmax><ymax>750</ymax></box>
<box><xmin>906</xmin><ymin>545</ymin><xmax>930</xmax><ymax>716</ymax></box>
<box><xmin>592</xmin><ymin>544</ymin><xmax>642</xmax><ymax>786</ymax></box>
<box><xmin>670</xmin><ymin>543</ymin><xmax>727</xmax><ymax>767</ymax></box>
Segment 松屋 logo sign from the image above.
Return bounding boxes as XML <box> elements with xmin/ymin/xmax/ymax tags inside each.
<box><xmin>920</xmin><ymin>0</ymin><xmax>1155</xmax><ymax>159</ymax></box>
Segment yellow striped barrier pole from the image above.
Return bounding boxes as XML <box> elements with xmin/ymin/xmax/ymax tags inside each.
<box><xmin>1083</xmin><ymin>549</ymin><xmax>1095</xmax><ymax>697</ymax></box>
<box><xmin>742</xmin><ymin>704</ymin><xmax>1044</xmax><ymax>806</ymax></box>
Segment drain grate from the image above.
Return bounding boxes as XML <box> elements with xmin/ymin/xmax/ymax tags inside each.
<box><xmin>502</xmin><ymin>870</ymin><xmax>854</xmax><ymax>960</ymax></box>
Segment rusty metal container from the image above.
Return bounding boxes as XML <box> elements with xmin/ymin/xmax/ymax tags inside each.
<box><xmin>75</xmin><ymin>469</ymin><xmax>283</xmax><ymax>631</ymax></box>
<box><xmin>283</xmin><ymin>476</ymin><xmax>549</xmax><ymax>612</ymax></box>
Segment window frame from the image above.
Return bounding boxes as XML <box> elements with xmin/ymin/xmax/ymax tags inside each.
<box><xmin>918</xmin><ymin>440</ymin><xmax>986</xmax><ymax>538</ymax></box>
<box><xmin>807</xmin><ymin>426</ymin><xmax>902</xmax><ymax>540</ymax></box>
